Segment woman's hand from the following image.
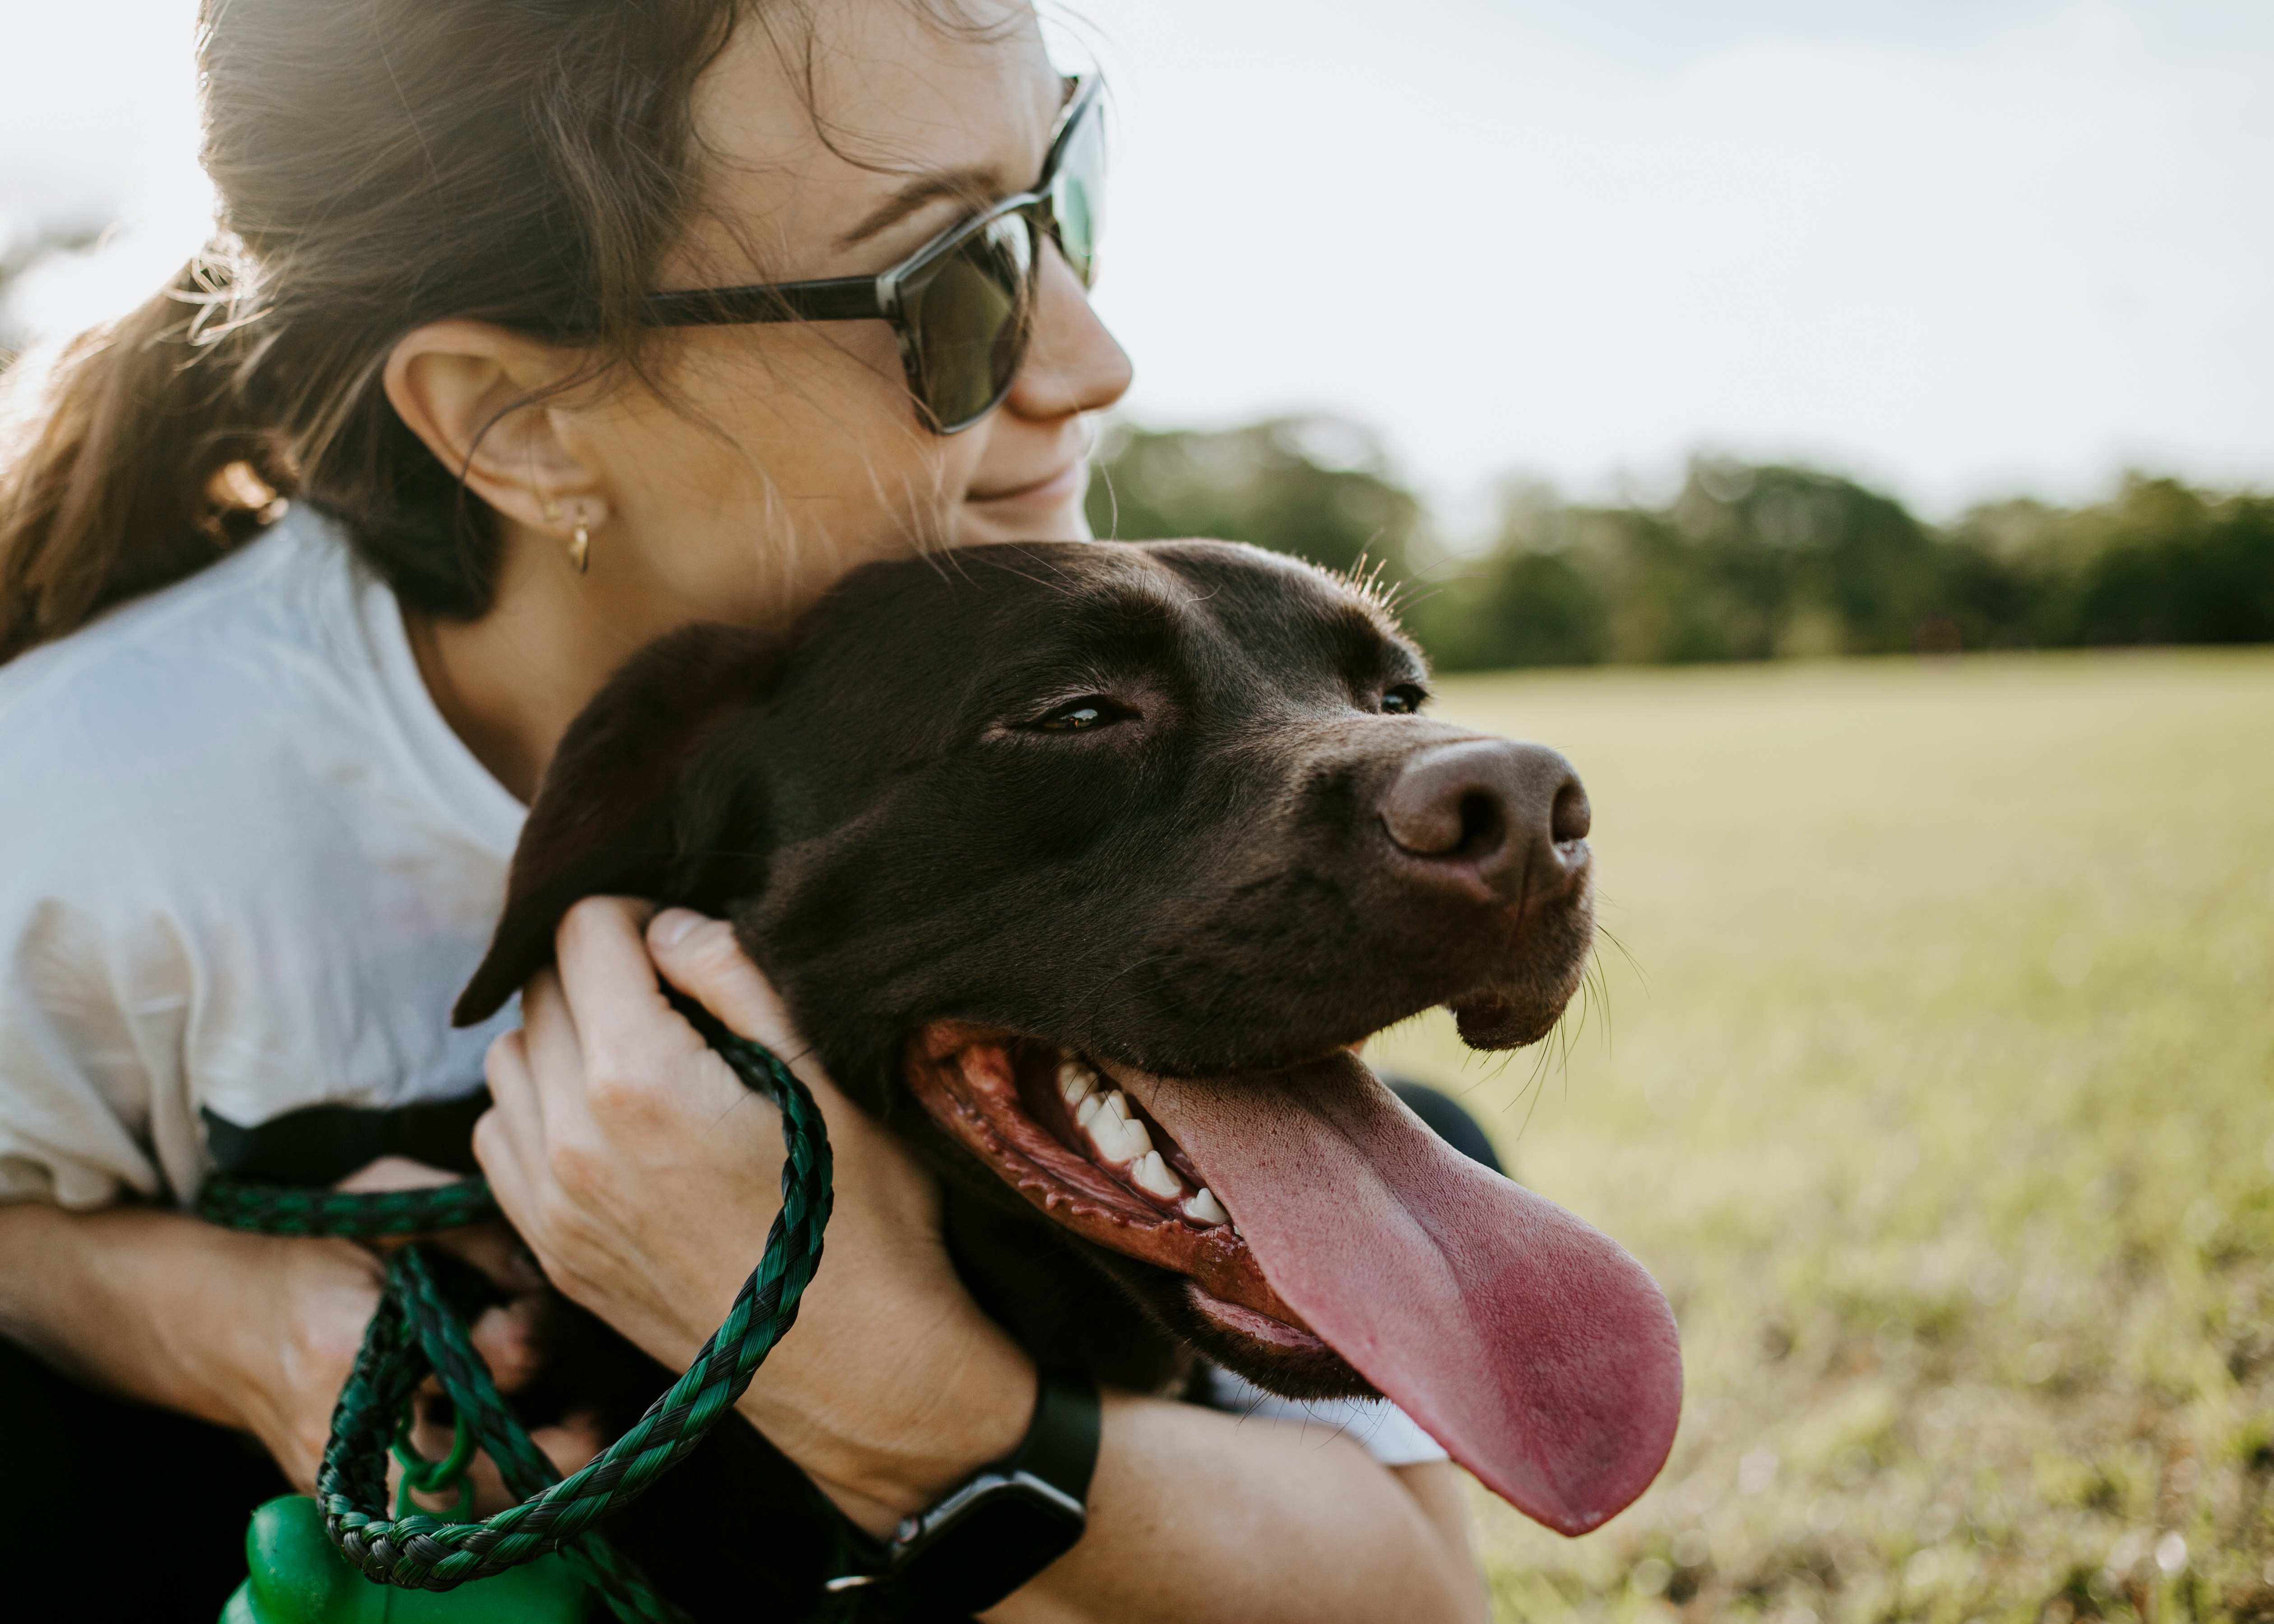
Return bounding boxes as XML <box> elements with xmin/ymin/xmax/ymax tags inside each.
<box><xmin>326</xmin><ymin>1158</ymin><xmax>604</xmax><ymax>1512</ymax></box>
<box><xmin>222</xmin><ymin>1230</ymin><xmax>381</xmax><ymax>1492</ymax></box>
<box><xmin>231</xmin><ymin>1158</ymin><xmax>597</xmax><ymax>1506</ymax></box>
<box><xmin>475</xmin><ymin>897</ymin><xmax>1034</xmax><ymax>1533</ymax></box>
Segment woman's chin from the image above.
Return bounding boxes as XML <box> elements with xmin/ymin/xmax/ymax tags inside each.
<box><xmin>957</xmin><ymin>477</ymin><xmax>1093</xmax><ymax>544</ymax></box>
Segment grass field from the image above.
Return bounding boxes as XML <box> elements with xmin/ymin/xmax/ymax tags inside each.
<box><xmin>1364</xmin><ymin>649</ymin><xmax>2274</xmax><ymax>1624</ymax></box>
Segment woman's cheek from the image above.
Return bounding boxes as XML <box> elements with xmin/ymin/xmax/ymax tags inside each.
<box><xmin>608</xmin><ymin>338</ymin><xmax>961</xmax><ymax>612</ymax></box>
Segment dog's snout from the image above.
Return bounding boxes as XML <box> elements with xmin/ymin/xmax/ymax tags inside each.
<box><xmin>1380</xmin><ymin>739</ymin><xmax>1590</xmax><ymax>899</ymax></box>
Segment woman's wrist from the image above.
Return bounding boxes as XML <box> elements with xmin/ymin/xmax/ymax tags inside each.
<box><xmin>734</xmin><ymin>1299</ymin><xmax>1037</xmax><ymax>1535</ymax></box>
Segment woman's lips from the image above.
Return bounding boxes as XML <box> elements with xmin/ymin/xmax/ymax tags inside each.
<box><xmin>966</xmin><ymin>461</ymin><xmax>1084</xmax><ymax>507</ymax></box>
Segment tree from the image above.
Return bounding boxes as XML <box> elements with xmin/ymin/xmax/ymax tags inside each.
<box><xmin>1085</xmin><ymin>416</ymin><xmax>1423</xmax><ymax>581</ymax></box>
<box><xmin>1087</xmin><ymin>417</ymin><xmax>2274</xmax><ymax>670</ymax></box>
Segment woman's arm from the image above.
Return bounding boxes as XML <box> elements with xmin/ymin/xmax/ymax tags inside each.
<box><xmin>478</xmin><ymin>900</ymin><xmax>1489</xmax><ymax>1624</ymax></box>
<box><xmin>985</xmin><ymin>1400</ymin><xmax>1484</xmax><ymax>1624</ymax></box>
<box><xmin>0</xmin><ymin>1177</ymin><xmax>584</xmax><ymax>1504</ymax></box>
<box><xmin>0</xmin><ymin>1200</ymin><xmax>382</xmax><ymax>1488</ymax></box>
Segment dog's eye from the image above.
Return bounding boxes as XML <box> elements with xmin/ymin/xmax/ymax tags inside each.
<box><xmin>1030</xmin><ymin>696</ymin><xmax>1131</xmax><ymax>733</ymax></box>
<box><xmin>1381</xmin><ymin>683</ymin><xmax>1428</xmax><ymax>715</ymax></box>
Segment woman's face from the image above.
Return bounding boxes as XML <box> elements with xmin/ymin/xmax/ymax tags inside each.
<box><xmin>558</xmin><ymin>0</ymin><xmax>1132</xmax><ymax>629</ymax></box>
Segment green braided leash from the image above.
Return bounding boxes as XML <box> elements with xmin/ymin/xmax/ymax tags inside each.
<box><xmin>197</xmin><ymin>1177</ymin><xmax>499</xmax><ymax>1238</ymax></box>
<box><xmin>198</xmin><ymin>1027</ymin><xmax>833</xmax><ymax>1622</ymax></box>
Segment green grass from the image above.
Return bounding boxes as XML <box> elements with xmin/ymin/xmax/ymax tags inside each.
<box><xmin>1364</xmin><ymin>649</ymin><xmax>2274</xmax><ymax>1624</ymax></box>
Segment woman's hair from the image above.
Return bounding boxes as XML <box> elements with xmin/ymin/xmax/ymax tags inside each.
<box><xmin>0</xmin><ymin>0</ymin><xmax>746</xmax><ymax>663</ymax></box>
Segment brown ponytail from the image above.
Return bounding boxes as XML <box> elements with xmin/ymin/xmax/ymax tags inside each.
<box><xmin>0</xmin><ymin>255</ymin><xmax>293</xmax><ymax>661</ymax></box>
<box><xmin>0</xmin><ymin>0</ymin><xmax>747</xmax><ymax>665</ymax></box>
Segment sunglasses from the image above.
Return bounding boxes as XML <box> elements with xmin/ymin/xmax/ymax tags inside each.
<box><xmin>644</xmin><ymin>75</ymin><xmax>1105</xmax><ymax>434</ymax></box>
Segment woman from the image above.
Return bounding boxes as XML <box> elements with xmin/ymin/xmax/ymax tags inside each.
<box><xmin>0</xmin><ymin>1</ymin><xmax>1488</xmax><ymax>1618</ymax></box>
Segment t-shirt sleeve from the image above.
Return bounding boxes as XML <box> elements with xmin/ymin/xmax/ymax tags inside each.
<box><xmin>0</xmin><ymin>882</ymin><xmax>184</xmax><ymax>1208</ymax></box>
<box><xmin>1195</xmin><ymin>1365</ymin><xmax>1451</xmax><ymax>1468</ymax></box>
<box><xmin>0</xmin><ymin>520</ymin><xmax>519</xmax><ymax>1212</ymax></box>
<box><xmin>0</xmin><ymin>679</ymin><xmax>205</xmax><ymax>1209</ymax></box>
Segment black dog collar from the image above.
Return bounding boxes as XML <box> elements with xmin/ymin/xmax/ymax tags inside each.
<box><xmin>824</xmin><ymin>1370</ymin><xmax>1101</xmax><ymax>1617</ymax></box>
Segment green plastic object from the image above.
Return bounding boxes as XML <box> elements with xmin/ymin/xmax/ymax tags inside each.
<box><xmin>220</xmin><ymin>1495</ymin><xmax>592</xmax><ymax>1623</ymax></box>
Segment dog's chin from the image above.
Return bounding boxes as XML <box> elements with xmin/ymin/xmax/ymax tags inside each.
<box><xmin>1451</xmin><ymin>995</ymin><xmax>1565</xmax><ymax>1050</ymax></box>
<box><xmin>1450</xmin><ymin>905</ymin><xmax>1596</xmax><ymax>1050</ymax></box>
<box><xmin>1161</xmin><ymin>1278</ymin><xmax>1379</xmax><ymax>1400</ymax></box>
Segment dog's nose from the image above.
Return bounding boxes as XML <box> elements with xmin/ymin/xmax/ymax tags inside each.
<box><xmin>1379</xmin><ymin>739</ymin><xmax>1591</xmax><ymax>900</ymax></box>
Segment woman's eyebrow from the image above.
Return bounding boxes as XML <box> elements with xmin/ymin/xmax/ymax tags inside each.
<box><xmin>838</xmin><ymin>167</ymin><xmax>1005</xmax><ymax>249</ymax></box>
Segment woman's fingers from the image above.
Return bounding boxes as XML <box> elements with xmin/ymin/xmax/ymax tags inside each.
<box><xmin>477</xmin><ymin>1034</ymin><xmax>542</xmax><ymax>1235</ymax></box>
<box><xmin>548</xmin><ymin>898</ymin><xmax>765</xmax><ymax>1155</ymax></box>
<box><xmin>533</xmin><ymin>1412</ymin><xmax>607</xmax><ymax>1480</ymax></box>
<box><xmin>438</xmin><ymin>1224</ymin><xmax>546</xmax><ymax>1297</ymax></box>
<box><xmin>396</xmin><ymin>1397</ymin><xmax>515</xmax><ymax>1517</ymax></box>
<box><xmin>554</xmin><ymin>894</ymin><xmax>660</xmax><ymax>1014</ymax></box>
<box><xmin>556</xmin><ymin>897</ymin><xmax>697</xmax><ymax>1073</ymax></box>
<box><xmin>515</xmin><ymin>967</ymin><xmax>588</xmax><ymax>1135</ymax></box>
<box><xmin>643</xmin><ymin>910</ymin><xmax>943</xmax><ymax>1231</ymax></box>
<box><xmin>464</xmin><ymin>1296</ymin><xmax>548</xmax><ymax>1392</ymax></box>
<box><xmin>648</xmin><ymin>908</ymin><xmax>804</xmax><ymax>1058</ymax></box>
<box><xmin>398</xmin><ymin>1395</ymin><xmax>601</xmax><ymax>1516</ymax></box>
<box><xmin>333</xmin><ymin>1155</ymin><xmax>466</xmax><ymax>1196</ymax></box>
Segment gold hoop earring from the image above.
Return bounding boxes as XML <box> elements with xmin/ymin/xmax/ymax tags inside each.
<box><xmin>569</xmin><ymin>522</ymin><xmax>591</xmax><ymax>575</ymax></box>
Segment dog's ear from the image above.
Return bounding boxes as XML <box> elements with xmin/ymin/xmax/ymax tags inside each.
<box><xmin>453</xmin><ymin>622</ymin><xmax>779</xmax><ymax>1026</ymax></box>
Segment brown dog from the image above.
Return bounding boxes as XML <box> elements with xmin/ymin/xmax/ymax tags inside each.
<box><xmin>458</xmin><ymin>539</ymin><xmax>1680</xmax><ymax>1539</ymax></box>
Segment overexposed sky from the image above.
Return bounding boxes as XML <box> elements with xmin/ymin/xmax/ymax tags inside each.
<box><xmin>5</xmin><ymin>0</ymin><xmax>2271</xmax><ymax>522</ymax></box>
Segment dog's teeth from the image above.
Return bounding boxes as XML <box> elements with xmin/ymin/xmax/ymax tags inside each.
<box><xmin>1182</xmin><ymin>1187</ymin><xmax>1229</xmax><ymax>1225</ymax></box>
<box><xmin>1075</xmin><ymin>1088</ymin><xmax>1157</xmax><ymax>1167</ymax></box>
<box><xmin>1085</xmin><ymin>1109</ymin><xmax>1150</xmax><ymax>1165</ymax></box>
<box><xmin>1056</xmin><ymin>1060</ymin><xmax>1097</xmax><ymax>1107</ymax></box>
<box><xmin>1107</xmin><ymin>1116</ymin><xmax>1152</xmax><ymax>1163</ymax></box>
<box><xmin>1130</xmin><ymin>1151</ymin><xmax>1184</xmax><ymax>1201</ymax></box>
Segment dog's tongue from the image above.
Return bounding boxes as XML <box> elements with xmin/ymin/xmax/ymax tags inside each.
<box><xmin>1130</xmin><ymin>1052</ymin><xmax>1682</xmax><ymax>1535</ymax></box>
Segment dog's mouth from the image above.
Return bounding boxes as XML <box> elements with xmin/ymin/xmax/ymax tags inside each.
<box><xmin>903</xmin><ymin>1023</ymin><xmax>1330</xmax><ymax>1358</ymax></box>
<box><xmin>904</xmin><ymin>1020</ymin><xmax>1686</xmax><ymax>1536</ymax></box>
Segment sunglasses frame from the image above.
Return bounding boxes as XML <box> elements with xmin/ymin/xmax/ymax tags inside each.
<box><xmin>643</xmin><ymin>75</ymin><xmax>1103</xmax><ymax>435</ymax></box>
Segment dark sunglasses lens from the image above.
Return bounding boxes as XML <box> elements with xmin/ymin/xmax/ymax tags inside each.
<box><xmin>1049</xmin><ymin>102</ymin><xmax>1106</xmax><ymax>286</ymax></box>
<box><xmin>903</xmin><ymin>213</ymin><xmax>1034</xmax><ymax>430</ymax></box>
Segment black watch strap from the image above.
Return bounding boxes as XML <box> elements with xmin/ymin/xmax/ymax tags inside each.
<box><xmin>824</xmin><ymin>1370</ymin><xmax>1101</xmax><ymax>1619</ymax></box>
<box><xmin>993</xmin><ymin>1369</ymin><xmax>1102</xmax><ymax>1504</ymax></box>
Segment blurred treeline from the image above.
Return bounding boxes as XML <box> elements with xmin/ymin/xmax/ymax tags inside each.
<box><xmin>1086</xmin><ymin>417</ymin><xmax>2274</xmax><ymax>669</ymax></box>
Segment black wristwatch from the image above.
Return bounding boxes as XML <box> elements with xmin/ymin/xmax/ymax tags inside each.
<box><xmin>824</xmin><ymin>1370</ymin><xmax>1102</xmax><ymax>1617</ymax></box>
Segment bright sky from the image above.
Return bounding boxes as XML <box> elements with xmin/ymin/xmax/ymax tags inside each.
<box><xmin>6</xmin><ymin>0</ymin><xmax>2271</xmax><ymax>523</ymax></box>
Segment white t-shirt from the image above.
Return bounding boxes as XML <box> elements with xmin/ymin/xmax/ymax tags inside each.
<box><xmin>0</xmin><ymin>505</ymin><xmax>523</xmax><ymax>1207</ymax></box>
<box><xmin>1204</xmin><ymin>1369</ymin><xmax>1447</xmax><ymax>1467</ymax></box>
<box><xmin>0</xmin><ymin>506</ymin><xmax>1446</xmax><ymax>1467</ymax></box>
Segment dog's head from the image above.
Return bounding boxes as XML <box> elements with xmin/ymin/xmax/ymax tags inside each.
<box><xmin>458</xmin><ymin>540</ymin><xmax>1679</xmax><ymax>1534</ymax></box>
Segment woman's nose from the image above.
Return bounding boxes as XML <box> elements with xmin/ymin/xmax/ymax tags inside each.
<box><xmin>1000</xmin><ymin>245</ymin><xmax>1134</xmax><ymax>421</ymax></box>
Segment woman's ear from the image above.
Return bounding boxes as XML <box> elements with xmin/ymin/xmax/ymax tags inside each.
<box><xmin>383</xmin><ymin>320</ymin><xmax>607</xmax><ymax>535</ymax></box>
<box><xmin>454</xmin><ymin>622</ymin><xmax>783</xmax><ymax>1026</ymax></box>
